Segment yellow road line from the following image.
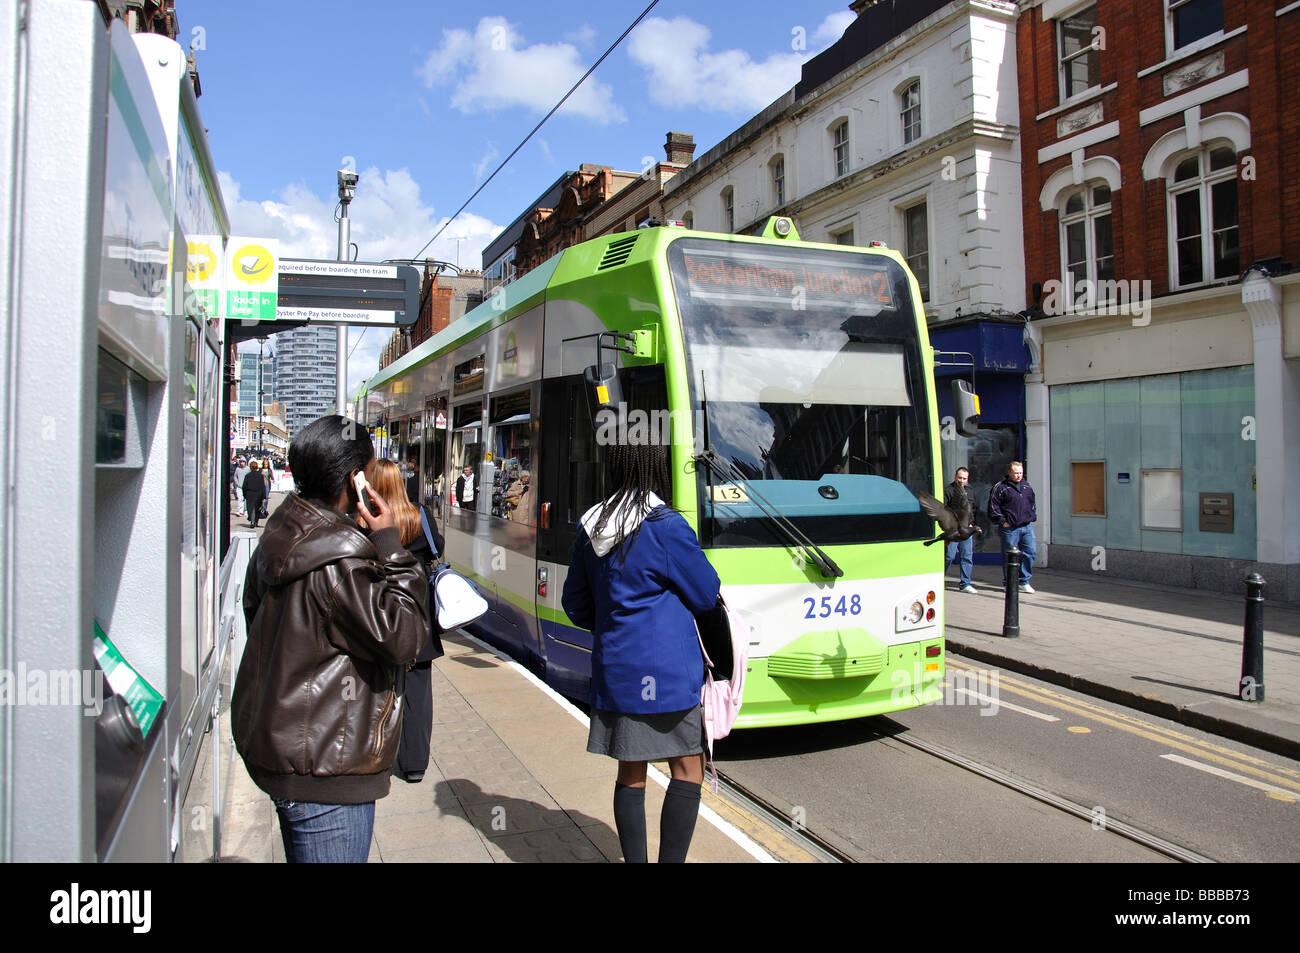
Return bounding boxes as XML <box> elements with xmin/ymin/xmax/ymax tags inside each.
<box><xmin>1160</xmin><ymin>754</ymin><xmax>1300</xmax><ymax>802</ymax></box>
<box><xmin>978</xmin><ymin>670</ymin><xmax>1300</xmax><ymax>792</ymax></box>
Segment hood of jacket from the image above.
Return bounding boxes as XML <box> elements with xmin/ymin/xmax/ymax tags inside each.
<box><xmin>255</xmin><ymin>492</ymin><xmax>373</xmax><ymax>585</ymax></box>
<box><xmin>579</xmin><ymin>492</ymin><xmax>666</xmax><ymax>558</ymax></box>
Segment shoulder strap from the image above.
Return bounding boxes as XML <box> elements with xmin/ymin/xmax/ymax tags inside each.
<box><xmin>418</xmin><ymin>507</ymin><xmax>440</xmax><ymax>559</ymax></box>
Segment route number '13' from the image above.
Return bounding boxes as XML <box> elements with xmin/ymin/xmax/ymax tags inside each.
<box><xmin>803</xmin><ymin>595</ymin><xmax>862</xmax><ymax>619</ymax></box>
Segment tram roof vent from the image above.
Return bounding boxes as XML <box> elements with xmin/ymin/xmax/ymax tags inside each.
<box><xmin>597</xmin><ymin>234</ymin><xmax>639</xmax><ymax>270</ymax></box>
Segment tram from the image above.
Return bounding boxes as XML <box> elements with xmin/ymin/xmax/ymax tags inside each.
<box><xmin>367</xmin><ymin>217</ymin><xmax>962</xmax><ymax>727</ymax></box>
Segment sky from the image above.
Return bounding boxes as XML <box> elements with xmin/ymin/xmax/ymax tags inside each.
<box><xmin>183</xmin><ymin>0</ymin><xmax>858</xmax><ymax>393</ymax></box>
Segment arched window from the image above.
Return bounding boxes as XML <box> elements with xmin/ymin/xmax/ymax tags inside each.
<box><xmin>770</xmin><ymin>154</ymin><xmax>786</xmax><ymax>207</ymax></box>
<box><xmin>830</xmin><ymin>119</ymin><xmax>850</xmax><ymax>178</ymax></box>
<box><xmin>721</xmin><ymin>187</ymin><xmax>734</xmax><ymax>232</ymax></box>
<box><xmin>1168</xmin><ymin>144</ymin><xmax>1238</xmax><ymax>288</ymax></box>
<box><xmin>1060</xmin><ymin>182</ymin><xmax>1114</xmax><ymax>300</ymax></box>
<box><xmin>900</xmin><ymin>81</ymin><xmax>921</xmax><ymax>145</ymax></box>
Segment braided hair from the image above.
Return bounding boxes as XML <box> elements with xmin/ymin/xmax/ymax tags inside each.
<box><xmin>587</xmin><ymin>441</ymin><xmax>673</xmax><ymax>563</ymax></box>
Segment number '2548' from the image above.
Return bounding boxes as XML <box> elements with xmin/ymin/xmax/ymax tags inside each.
<box><xmin>803</xmin><ymin>595</ymin><xmax>862</xmax><ymax>619</ymax></box>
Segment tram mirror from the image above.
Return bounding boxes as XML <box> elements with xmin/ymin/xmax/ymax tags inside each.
<box><xmin>953</xmin><ymin>379</ymin><xmax>980</xmax><ymax>437</ymax></box>
<box><xmin>584</xmin><ymin>361</ymin><xmax>624</xmax><ymax>427</ymax></box>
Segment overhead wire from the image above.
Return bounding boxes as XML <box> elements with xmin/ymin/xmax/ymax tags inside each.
<box><xmin>408</xmin><ymin>0</ymin><xmax>662</xmax><ymax>262</ymax></box>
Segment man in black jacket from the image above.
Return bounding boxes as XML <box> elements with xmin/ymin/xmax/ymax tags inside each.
<box><xmin>988</xmin><ymin>460</ymin><xmax>1038</xmax><ymax>593</ymax></box>
<box><xmin>944</xmin><ymin>467</ymin><xmax>978</xmax><ymax>593</ymax></box>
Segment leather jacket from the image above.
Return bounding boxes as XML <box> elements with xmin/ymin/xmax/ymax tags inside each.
<box><xmin>233</xmin><ymin>492</ymin><xmax>429</xmax><ymax>804</ymax></box>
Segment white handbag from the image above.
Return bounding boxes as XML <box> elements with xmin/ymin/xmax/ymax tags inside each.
<box><xmin>419</xmin><ymin>509</ymin><xmax>488</xmax><ymax>630</ymax></box>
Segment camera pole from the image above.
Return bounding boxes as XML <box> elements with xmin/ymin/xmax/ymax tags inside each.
<box><xmin>336</xmin><ymin>170</ymin><xmax>356</xmax><ymax>415</ymax></box>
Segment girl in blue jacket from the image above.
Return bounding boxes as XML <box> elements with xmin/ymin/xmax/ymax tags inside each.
<box><xmin>562</xmin><ymin>442</ymin><xmax>720</xmax><ymax>863</ymax></box>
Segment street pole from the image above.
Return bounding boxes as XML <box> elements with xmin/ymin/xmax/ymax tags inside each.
<box><xmin>258</xmin><ymin>337</ymin><xmax>265</xmax><ymax>458</ymax></box>
<box><xmin>336</xmin><ymin>169</ymin><xmax>357</xmax><ymax>415</ymax></box>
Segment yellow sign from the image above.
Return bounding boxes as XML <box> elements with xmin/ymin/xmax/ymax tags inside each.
<box><xmin>187</xmin><ymin>241</ymin><xmax>217</xmax><ymax>282</ymax></box>
<box><xmin>230</xmin><ymin>243</ymin><xmax>275</xmax><ymax>285</ymax></box>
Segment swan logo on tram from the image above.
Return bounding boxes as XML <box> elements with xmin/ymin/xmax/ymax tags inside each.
<box><xmin>366</xmin><ymin>216</ymin><xmax>954</xmax><ymax>728</ymax></box>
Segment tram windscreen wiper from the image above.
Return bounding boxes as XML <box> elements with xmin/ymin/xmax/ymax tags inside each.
<box><xmin>695</xmin><ymin>446</ymin><xmax>844</xmax><ymax>579</ymax></box>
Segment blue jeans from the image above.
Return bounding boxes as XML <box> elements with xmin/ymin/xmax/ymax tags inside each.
<box><xmin>945</xmin><ymin>537</ymin><xmax>974</xmax><ymax>587</ymax></box>
<box><xmin>1000</xmin><ymin>524</ymin><xmax>1037</xmax><ymax>586</ymax></box>
<box><xmin>273</xmin><ymin>799</ymin><xmax>374</xmax><ymax>863</ymax></box>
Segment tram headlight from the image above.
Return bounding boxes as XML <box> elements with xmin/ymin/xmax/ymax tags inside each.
<box><xmin>896</xmin><ymin>592</ymin><xmax>939</xmax><ymax>632</ymax></box>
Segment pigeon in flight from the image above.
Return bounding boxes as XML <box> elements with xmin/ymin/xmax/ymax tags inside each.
<box><xmin>916</xmin><ymin>490</ymin><xmax>983</xmax><ymax>547</ymax></box>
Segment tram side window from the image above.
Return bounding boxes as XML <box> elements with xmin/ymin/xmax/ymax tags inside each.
<box><xmin>490</xmin><ymin>389</ymin><xmax>535</xmax><ymax>524</ymax></box>
<box><xmin>451</xmin><ymin>401</ymin><xmax>484</xmax><ymax>506</ymax></box>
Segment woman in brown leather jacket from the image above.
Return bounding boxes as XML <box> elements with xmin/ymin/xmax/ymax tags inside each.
<box><xmin>232</xmin><ymin>415</ymin><xmax>428</xmax><ymax>863</ymax></box>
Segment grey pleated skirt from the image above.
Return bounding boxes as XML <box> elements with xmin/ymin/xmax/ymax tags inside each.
<box><xmin>587</xmin><ymin>704</ymin><xmax>705</xmax><ymax>761</ymax></box>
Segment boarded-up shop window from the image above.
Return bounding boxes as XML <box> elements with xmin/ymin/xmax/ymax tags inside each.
<box><xmin>1071</xmin><ymin>461</ymin><xmax>1106</xmax><ymax>515</ymax></box>
<box><xmin>1142</xmin><ymin>469</ymin><xmax>1182</xmax><ymax>530</ymax></box>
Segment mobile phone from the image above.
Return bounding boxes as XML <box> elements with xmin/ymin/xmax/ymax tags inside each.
<box><xmin>352</xmin><ymin>471</ymin><xmax>372</xmax><ymax>508</ymax></box>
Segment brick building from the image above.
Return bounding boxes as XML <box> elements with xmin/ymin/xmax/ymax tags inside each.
<box><xmin>1017</xmin><ymin>0</ymin><xmax>1300</xmax><ymax>597</ymax></box>
<box><xmin>378</xmin><ymin>265</ymin><xmax>484</xmax><ymax>370</ymax></box>
<box><xmin>583</xmin><ymin>132</ymin><xmax>696</xmax><ymax>239</ymax></box>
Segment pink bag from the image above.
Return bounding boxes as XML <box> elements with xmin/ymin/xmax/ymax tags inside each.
<box><xmin>695</xmin><ymin>595</ymin><xmax>749</xmax><ymax>792</ymax></box>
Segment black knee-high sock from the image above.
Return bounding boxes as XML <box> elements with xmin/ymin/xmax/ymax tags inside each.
<box><xmin>613</xmin><ymin>783</ymin><xmax>647</xmax><ymax>863</ymax></box>
<box><xmin>658</xmin><ymin>778</ymin><xmax>702</xmax><ymax>863</ymax></box>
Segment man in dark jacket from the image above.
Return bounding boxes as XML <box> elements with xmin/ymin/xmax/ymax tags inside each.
<box><xmin>988</xmin><ymin>460</ymin><xmax>1038</xmax><ymax>593</ymax></box>
<box><xmin>944</xmin><ymin>467</ymin><xmax>978</xmax><ymax>593</ymax></box>
<box><xmin>233</xmin><ymin>415</ymin><xmax>428</xmax><ymax>863</ymax></box>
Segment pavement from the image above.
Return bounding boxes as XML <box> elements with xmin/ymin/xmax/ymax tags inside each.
<box><xmin>220</xmin><ymin>491</ymin><xmax>1300</xmax><ymax>861</ymax></box>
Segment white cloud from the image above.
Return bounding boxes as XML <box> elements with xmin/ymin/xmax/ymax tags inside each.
<box><xmin>418</xmin><ymin>16</ymin><xmax>625</xmax><ymax>123</ymax></box>
<box><xmin>813</xmin><ymin>11</ymin><xmax>856</xmax><ymax>47</ymax></box>
<box><xmin>537</xmin><ymin>137</ymin><xmax>554</xmax><ymax>163</ymax></box>
<box><xmin>474</xmin><ymin>143</ymin><xmax>499</xmax><ymax>181</ymax></box>
<box><xmin>218</xmin><ymin>168</ymin><xmax>503</xmax><ymax>393</ymax></box>
<box><xmin>627</xmin><ymin>12</ymin><xmax>858</xmax><ymax>114</ymax></box>
<box><xmin>564</xmin><ymin>24</ymin><xmax>597</xmax><ymax>46</ymax></box>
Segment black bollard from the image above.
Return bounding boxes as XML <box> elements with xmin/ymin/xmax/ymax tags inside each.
<box><xmin>1239</xmin><ymin>573</ymin><xmax>1265</xmax><ymax>702</ymax></box>
<box><xmin>1002</xmin><ymin>546</ymin><xmax>1021</xmax><ymax>637</ymax></box>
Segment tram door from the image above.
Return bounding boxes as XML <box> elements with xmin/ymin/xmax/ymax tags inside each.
<box><xmin>423</xmin><ymin>394</ymin><xmax>449</xmax><ymax>521</ymax></box>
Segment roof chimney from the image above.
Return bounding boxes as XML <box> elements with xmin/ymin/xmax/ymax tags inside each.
<box><xmin>664</xmin><ymin>131</ymin><xmax>696</xmax><ymax>165</ymax></box>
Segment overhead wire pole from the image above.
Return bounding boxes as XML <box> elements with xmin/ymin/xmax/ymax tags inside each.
<box><xmin>408</xmin><ymin>0</ymin><xmax>661</xmax><ymax>262</ymax></box>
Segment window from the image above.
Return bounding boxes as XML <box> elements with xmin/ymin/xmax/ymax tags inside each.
<box><xmin>833</xmin><ymin>227</ymin><xmax>855</xmax><ymax>246</ymax></box>
<box><xmin>771</xmin><ymin>155</ymin><xmax>785</xmax><ymax>207</ymax></box>
<box><xmin>1071</xmin><ymin>461</ymin><xmax>1106</xmax><ymax>516</ymax></box>
<box><xmin>1059</xmin><ymin>4</ymin><xmax>1099</xmax><ymax>100</ymax></box>
<box><xmin>1168</xmin><ymin>0</ymin><xmax>1222</xmax><ymax>51</ymax></box>
<box><xmin>832</xmin><ymin>120</ymin><xmax>850</xmax><ymax>177</ymax></box>
<box><xmin>1168</xmin><ymin>144</ymin><xmax>1238</xmax><ymax>288</ymax></box>
<box><xmin>903</xmin><ymin>203</ymin><xmax>930</xmax><ymax>302</ymax></box>
<box><xmin>683</xmin><ymin>211</ymin><xmax>694</xmax><ymax>229</ymax></box>
<box><xmin>722</xmin><ymin>187</ymin><xmax>734</xmax><ymax>232</ymax></box>
<box><xmin>1060</xmin><ymin>182</ymin><xmax>1114</xmax><ymax>302</ymax></box>
<box><xmin>900</xmin><ymin>81</ymin><xmax>921</xmax><ymax>145</ymax></box>
<box><xmin>1142</xmin><ymin>469</ymin><xmax>1181</xmax><ymax>530</ymax></box>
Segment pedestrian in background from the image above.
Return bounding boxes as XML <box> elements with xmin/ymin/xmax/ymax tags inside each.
<box><xmin>988</xmin><ymin>460</ymin><xmax>1038</xmax><ymax>593</ymax></box>
<box><xmin>561</xmin><ymin>442</ymin><xmax>720</xmax><ymax>863</ymax></box>
<box><xmin>364</xmin><ymin>458</ymin><xmax>444</xmax><ymax>784</ymax></box>
<box><xmin>243</xmin><ymin>459</ymin><xmax>267</xmax><ymax>529</ymax></box>
<box><xmin>945</xmin><ymin>466</ymin><xmax>978</xmax><ymax>594</ymax></box>
<box><xmin>233</xmin><ymin>415</ymin><xmax>427</xmax><ymax>863</ymax></box>
<box><xmin>233</xmin><ymin>457</ymin><xmax>250</xmax><ymax>516</ymax></box>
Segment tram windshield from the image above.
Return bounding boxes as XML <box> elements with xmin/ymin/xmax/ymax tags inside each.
<box><xmin>668</xmin><ymin>239</ymin><xmax>934</xmax><ymax>548</ymax></box>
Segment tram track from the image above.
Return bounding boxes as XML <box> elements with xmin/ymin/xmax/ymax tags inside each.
<box><xmin>710</xmin><ymin>768</ymin><xmax>856</xmax><ymax>863</ymax></box>
<box><xmin>876</xmin><ymin>722</ymin><xmax>1216</xmax><ymax>864</ymax></box>
<box><xmin>714</xmin><ymin>716</ymin><xmax>1219</xmax><ymax>863</ymax></box>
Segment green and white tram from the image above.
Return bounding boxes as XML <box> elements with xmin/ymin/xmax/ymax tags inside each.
<box><xmin>367</xmin><ymin>217</ymin><xmax>956</xmax><ymax>727</ymax></box>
